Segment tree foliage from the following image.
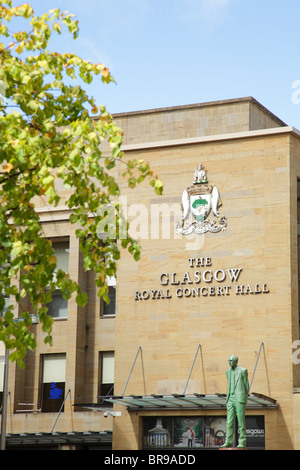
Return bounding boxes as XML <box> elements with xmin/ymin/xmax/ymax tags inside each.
<box><xmin>0</xmin><ymin>1</ymin><xmax>163</xmax><ymax>366</ymax></box>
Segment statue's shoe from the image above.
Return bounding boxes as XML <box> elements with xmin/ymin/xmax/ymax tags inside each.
<box><xmin>220</xmin><ymin>442</ymin><xmax>233</xmax><ymax>448</ymax></box>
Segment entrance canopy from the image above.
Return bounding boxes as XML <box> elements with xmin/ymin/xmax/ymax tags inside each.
<box><xmin>6</xmin><ymin>431</ymin><xmax>112</xmax><ymax>449</ymax></box>
<box><xmin>79</xmin><ymin>392</ymin><xmax>277</xmax><ymax>412</ymax></box>
<box><xmin>77</xmin><ymin>344</ymin><xmax>277</xmax><ymax>413</ymax></box>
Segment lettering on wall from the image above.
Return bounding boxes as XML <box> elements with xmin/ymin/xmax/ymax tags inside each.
<box><xmin>134</xmin><ymin>257</ymin><xmax>269</xmax><ymax>301</ymax></box>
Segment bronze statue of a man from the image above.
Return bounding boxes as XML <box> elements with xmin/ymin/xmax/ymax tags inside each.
<box><xmin>221</xmin><ymin>355</ymin><xmax>249</xmax><ymax>448</ymax></box>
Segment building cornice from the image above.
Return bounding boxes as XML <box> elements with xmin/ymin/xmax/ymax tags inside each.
<box><xmin>122</xmin><ymin>126</ymin><xmax>299</xmax><ymax>152</ymax></box>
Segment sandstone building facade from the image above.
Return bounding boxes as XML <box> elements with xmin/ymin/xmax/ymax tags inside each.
<box><xmin>1</xmin><ymin>97</ymin><xmax>300</xmax><ymax>450</ymax></box>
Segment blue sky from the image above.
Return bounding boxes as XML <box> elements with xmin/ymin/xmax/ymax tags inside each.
<box><xmin>23</xmin><ymin>0</ymin><xmax>300</xmax><ymax>128</ymax></box>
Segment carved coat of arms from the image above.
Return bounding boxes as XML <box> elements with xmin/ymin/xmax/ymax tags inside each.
<box><xmin>176</xmin><ymin>164</ymin><xmax>227</xmax><ymax>235</ymax></box>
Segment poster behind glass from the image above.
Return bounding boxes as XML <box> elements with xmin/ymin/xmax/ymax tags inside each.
<box><xmin>143</xmin><ymin>416</ymin><xmax>226</xmax><ymax>449</ymax></box>
<box><xmin>143</xmin><ymin>415</ymin><xmax>265</xmax><ymax>449</ymax></box>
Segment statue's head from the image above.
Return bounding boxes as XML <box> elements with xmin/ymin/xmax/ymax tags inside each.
<box><xmin>228</xmin><ymin>355</ymin><xmax>238</xmax><ymax>369</ymax></box>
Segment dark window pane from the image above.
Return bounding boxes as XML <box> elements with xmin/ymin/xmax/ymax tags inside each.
<box><xmin>41</xmin><ymin>382</ymin><xmax>65</xmax><ymax>413</ymax></box>
<box><xmin>47</xmin><ymin>291</ymin><xmax>68</xmax><ymax>318</ymax></box>
<box><xmin>103</xmin><ymin>286</ymin><xmax>116</xmax><ymax>316</ymax></box>
<box><xmin>101</xmin><ymin>383</ymin><xmax>114</xmax><ymax>397</ymax></box>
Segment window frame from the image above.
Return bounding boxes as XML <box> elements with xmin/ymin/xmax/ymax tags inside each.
<box><xmin>98</xmin><ymin>351</ymin><xmax>115</xmax><ymax>406</ymax></box>
<box><xmin>46</xmin><ymin>239</ymin><xmax>70</xmax><ymax>320</ymax></box>
<box><xmin>40</xmin><ymin>353</ymin><xmax>66</xmax><ymax>413</ymax></box>
<box><xmin>100</xmin><ymin>275</ymin><xmax>116</xmax><ymax>318</ymax></box>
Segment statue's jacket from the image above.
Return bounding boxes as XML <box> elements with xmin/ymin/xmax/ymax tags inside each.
<box><xmin>225</xmin><ymin>366</ymin><xmax>249</xmax><ymax>404</ymax></box>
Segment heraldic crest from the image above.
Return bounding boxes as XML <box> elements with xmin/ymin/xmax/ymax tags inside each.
<box><xmin>175</xmin><ymin>164</ymin><xmax>227</xmax><ymax>235</ymax></box>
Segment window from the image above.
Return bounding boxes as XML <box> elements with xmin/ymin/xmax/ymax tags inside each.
<box><xmin>53</xmin><ymin>241</ymin><xmax>69</xmax><ymax>278</ymax></box>
<box><xmin>0</xmin><ymin>296</ymin><xmax>9</xmax><ymax>319</ymax></box>
<box><xmin>101</xmin><ymin>276</ymin><xmax>116</xmax><ymax>317</ymax></box>
<box><xmin>102</xmin><ymin>286</ymin><xmax>116</xmax><ymax>316</ymax></box>
<box><xmin>46</xmin><ymin>291</ymin><xmax>68</xmax><ymax>319</ymax></box>
<box><xmin>99</xmin><ymin>351</ymin><xmax>114</xmax><ymax>403</ymax></box>
<box><xmin>47</xmin><ymin>241</ymin><xmax>69</xmax><ymax>319</ymax></box>
<box><xmin>41</xmin><ymin>354</ymin><xmax>66</xmax><ymax>413</ymax></box>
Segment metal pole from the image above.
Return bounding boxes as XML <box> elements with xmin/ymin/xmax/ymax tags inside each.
<box><xmin>0</xmin><ymin>348</ymin><xmax>9</xmax><ymax>450</ymax></box>
<box><xmin>249</xmin><ymin>342</ymin><xmax>264</xmax><ymax>392</ymax></box>
<box><xmin>51</xmin><ymin>389</ymin><xmax>71</xmax><ymax>433</ymax></box>
<box><xmin>122</xmin><ymin>346</ymin><xmax>142</xmax><ymax>396</ymax></box>
<box><xmin>183</xmin><ymin>344</ymin><xmax>202</xmax><ymax>394</ymax></box>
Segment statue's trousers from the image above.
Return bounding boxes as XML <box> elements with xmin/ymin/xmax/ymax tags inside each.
<box><xmin>225</xmin><ymin>395</ymin><xmax>247</xmax><ymax>446</ymax></box>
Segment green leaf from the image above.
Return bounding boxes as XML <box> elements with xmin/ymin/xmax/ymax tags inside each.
<box><xmin>76</xmin><ymin>292</ymin><xmax>88</xmax><ymax>307</ymax></box>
